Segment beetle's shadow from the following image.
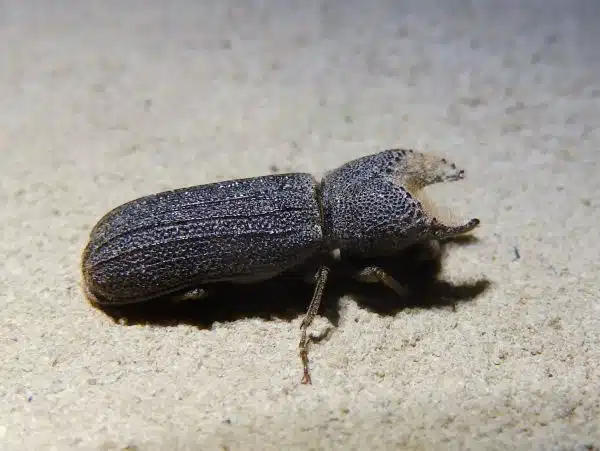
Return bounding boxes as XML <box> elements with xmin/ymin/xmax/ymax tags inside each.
<box><xmin>95</xmin><ymin>237</ymin><xmax>490</xmax><ymax>329</ymax></box>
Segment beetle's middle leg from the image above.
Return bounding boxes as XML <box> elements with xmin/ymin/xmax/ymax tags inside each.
<box><xmin>299</xmin><ymin>265</ymin><xmax>331</xmax><ymax>385</ymax></box>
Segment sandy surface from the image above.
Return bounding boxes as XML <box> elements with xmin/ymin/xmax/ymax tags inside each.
<box><xmin>1</xmin><ymin>1</ymin><xmax>599</xmax><ymax>450</ymax></box>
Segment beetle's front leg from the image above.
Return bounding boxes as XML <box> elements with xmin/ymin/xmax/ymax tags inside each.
<box><xmin>431</xmin><ymin>217</ymin><xmax>480</xmax><ymax>239</ymax></box>
<box><xmin>353</xmin><ymin>266</ymin><xmax>407</xmax><ymax>297</ymax></box>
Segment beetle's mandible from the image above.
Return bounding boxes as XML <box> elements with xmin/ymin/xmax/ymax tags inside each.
<box><xmin>81</xmin><ymin>149</ymin><xmax>480</xmax><ymax>384</ymax></box>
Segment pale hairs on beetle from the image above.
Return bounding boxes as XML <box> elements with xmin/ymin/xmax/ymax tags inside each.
<box><xmin>81</xmin><ymin>149</ymin><xmax>480</xmax><ymax>384</ymax></box>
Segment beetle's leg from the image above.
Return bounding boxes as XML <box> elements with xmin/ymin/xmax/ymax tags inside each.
<box><xmin>299</xmin><ymin>265</ymin><xmax>331</xmax><ymax>385</ymax></box>
<box><xmin>169</xmin><ymin>287</ymin><xmax>210</xmax><ymax>303</ymax></box>
<box><xmin>354</xmin><ymin>266</ymin><xmax>407</xmax><ymax>297</ymax></box>
<box><xmin>415</xmin><ymin>239</ymin><xmax>441</xmax><ymax>261</ymax></box>
<box><xmin>431</xmin><ymin>217</ymin><xmax>480</xmax><ymax>239</ymax></box>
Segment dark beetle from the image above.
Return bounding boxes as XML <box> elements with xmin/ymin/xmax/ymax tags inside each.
<box><xmin>82</xmin><ymin>149</ymin><xmax>480</xmax><ymax>383</ymax></box>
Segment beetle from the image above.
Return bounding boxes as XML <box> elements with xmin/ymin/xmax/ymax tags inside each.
<box><xmin>81</xmin><ymin>149</ymin><xmax>480</xmax><ymax>383</ymax></box>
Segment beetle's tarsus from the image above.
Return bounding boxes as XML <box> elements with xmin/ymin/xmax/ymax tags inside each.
<box><xmin>299</xmin><ymin>329</ymin><xmax>312</xmax><ymax>384</ymax></box>
<box><xmin>300</xmin><ymin>347</ymin><xmax>312</xmax><ymax>385</ymax></box>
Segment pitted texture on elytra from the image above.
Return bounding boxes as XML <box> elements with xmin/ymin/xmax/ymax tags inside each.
<box><xmin>83</xmin><ymin>173</ymin><xmax>323</xmax><ymax>303</ymax></box>
<box><xmin>321</xmin><ymin>149</ymin><xmax>465</xmax><ymax>256</ymax></box>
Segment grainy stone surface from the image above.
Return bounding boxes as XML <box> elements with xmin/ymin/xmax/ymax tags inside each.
<box><xmin>1</xmin><ymin>1</ymin><xmax>599</xmax><ymax>450</ymax></box>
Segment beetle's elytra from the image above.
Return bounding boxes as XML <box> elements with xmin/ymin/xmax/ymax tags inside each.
<box><xmin>82</xmin><ymin>149</ymin><xmax>480</xmax><ymax>383</ymax></box>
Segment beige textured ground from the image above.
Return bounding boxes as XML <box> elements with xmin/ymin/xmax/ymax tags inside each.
<box><xmin>1</xmin><ymin>1</ymin><xmax>599</xmax><ymax>450</ymax></box>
